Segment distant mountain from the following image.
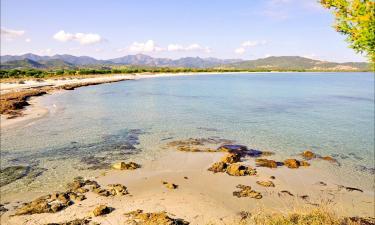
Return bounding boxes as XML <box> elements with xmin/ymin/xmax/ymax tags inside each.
<box><xmin>224</xmin><ymin>56</ymin><xmax>370</xmax><ymax>71</ymax></box>
<box><xmin>0</xmin><ymin>54</ymin><xmax>371</xmax><ymax>71</ymax></box>
<box><xmin>0</xmin><ymin>53</ymin><xmax>243</xmax><ymax>69</ymax></box>
<box><xmin>0</xmin><ymin>59</ymin><xmax>76</xmax><ymax>70</ymax></box>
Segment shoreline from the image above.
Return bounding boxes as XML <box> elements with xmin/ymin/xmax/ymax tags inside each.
<box><xmin>0</xmin><ymin>72</ymin><xmax>374</xmax><ymax>224</ymax></box>
<box><xmin>1</xmin><ymin>149</ymin><xmax>373</xmax><ymax>224</ymax></box>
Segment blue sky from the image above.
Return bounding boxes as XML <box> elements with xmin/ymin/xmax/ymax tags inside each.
<box><xmin>0</xmin><ymin>0</ymin><xmax>367</xmax><ymax>62</ymax></box>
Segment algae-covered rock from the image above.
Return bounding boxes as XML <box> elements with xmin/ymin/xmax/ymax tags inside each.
<box><xmin>221</xmin><ymin>153</ymin><xmax>241</xmax><ymax>164</ymax></box>
<box><xmin>226</xmin><ymin>164</ymin><xmax>257</xmax><ymax>176</ymax></box>
<box><xmin>15</xmin><ymin>194</ymin><xmax>71</xmax><ymax>215</ymax></box>
<box><xmin>162</xmin><ymin>181</ymin><xmax>178</xmax><ymax>189</ymax></box>
<box><xmin>208</xmin><ymin>161</ymin><xmax>228</xmax><ymax>173</ymax></box>
<box><xmin>256</xmin><ymin>181</ymin><xmax>275</xmax><ymax>187</ymax></box>
<box><xmin>255</xmin><ymin>159</ymin><xmax>278</xmax><ymax>168</ymax></box>
<box><xmin>112</xmin><ymin>162</ymin><xmax>140</xmax><ymax>170</ymax></box>
<box><xmin>93</xmin><ymin>205</ymin><xmax>111</xmax><ymax>216</ymax></box>
<box><xmin>124</xmin><ymin>209</ymin><xmax>190</xmax><ymax>225</ymax></box>
<box><xmin>233</xmin><ymin>184</ymin><xmax>262</xmax><ymax>199</ymax></box>
<box><xmin>0</xmin><ymin>166</ymin><xmax>46</xmax><ymax>187</ymax></box>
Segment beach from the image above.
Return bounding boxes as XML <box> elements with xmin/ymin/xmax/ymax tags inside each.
<box><xmin>0</xmin><ymin>72</ymin><xmax>374</xmax><ymax>225</ymax></box>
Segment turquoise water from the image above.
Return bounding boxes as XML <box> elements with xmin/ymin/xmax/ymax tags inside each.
<box><xmin>1</xmin><ymin>72</ymin><xmax>374</xmax><ymax>197</ymax></box>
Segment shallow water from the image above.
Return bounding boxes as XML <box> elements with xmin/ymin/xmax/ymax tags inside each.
<box><xmin>1</xmin><ymin>72</ymin><xmax>374</xmax><ymax>200</ymax></box>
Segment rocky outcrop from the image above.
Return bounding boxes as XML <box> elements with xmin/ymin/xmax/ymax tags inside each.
<box><xmin>15</xmin><ymin>194</ymin><xmax>72</xmax><ymax>215</ymax></box>
<box><xmin>46</xmin><ymin>218</ymin><xmax>91</xmax><ymax>225</ymax></box>
<box><xmin>207</xmin><ymin>161</ymin><xmax>228</xmax><ymax>173</ymax></box>
<box><xmin>233</xmin><ymin>184</ymin><xmax>262</xmax><ymax>199</ymax></box>
<box><xmin>124</xmin><ymin>209</ymin><xmax>190</xmax><ymax>225</ymax></box>
<box><xmin>256</xmin><ymin>181</ymin><xmax>275</xmax><ymax>187</ymax></box>
<box><xmin>92</xmin><ymin>205</ymin><xmax>111</xmax><ymax>216</ymax></box>
<box><xmin>255</xmin><ymin>159</ymin><xmax>278</xmax><ymax>168</ymax></box>
<box><xmin>226</xmin><ymin>164</ymin><xmax>257</xmax><ymax>176</ymax></box>
<box><xmin>301</xmin><ymin>150</ymin><xmax>316</xmax><ymax>160</ymax></box>
<box><xmin>112</xmin><ymin>161</ymin><xmax>140</xmax><ymax>170</ymax></box>
<box><xmin>221</xmin><ymin>153</ymin><xmax>241</xmax><ymax>163</ymax></box>
<box><xmin>284</xmin><ymin>159</ymin><xmax>310</xmax><ymax>169</ymax></box>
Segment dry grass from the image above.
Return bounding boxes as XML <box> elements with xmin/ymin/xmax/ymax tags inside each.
<box><xmin>214</xmin><ymin>206</ymin><xmax>375</xmax><ymax>225</ymax></box>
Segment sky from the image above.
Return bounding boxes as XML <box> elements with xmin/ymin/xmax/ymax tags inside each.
<box><xmin>0</xmin><ymin>0</ymin><xmax>368</xmax><ymax>62</ymax></box>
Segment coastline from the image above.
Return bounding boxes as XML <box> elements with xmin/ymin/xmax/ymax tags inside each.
<box><xmin>0</xmin><ymin>72</ymin><xmax>374</xmax><ymax>224</ymax></box>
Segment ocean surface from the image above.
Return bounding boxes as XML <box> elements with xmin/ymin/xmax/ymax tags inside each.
<box><xmin>1</xmin><ymin>72</ymin><xmax>374</xmax><ymax>200</ymax></box>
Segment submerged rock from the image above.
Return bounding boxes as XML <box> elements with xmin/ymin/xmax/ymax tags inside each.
<box><xmin>226</xmin><ymin>164</ymin><xmax>257</xmax><ymax>176</ymax></box>
<box><xmin>176</xmin><ymin>145</ymin><xmax>216</xmax><ymax>152</ymax></box>
<box><xmin>233</xmin><ymin>184</ymin><xmax>262</xmax><ymax>199</ymax></box>
<box><xmin>93</xmin><ymin>205</ymin><xmax>111</xmax><ymax>216</ymax></box>
<box><xmin>0</xmin><ymin>165</ymin><xmax>47</xmax><ymax>187</ymax></box>
<box><xmin>320</xmin><ymin>156</ymin><xmax>338</xmax><ymax>164</ymax></box>
<box><xmin>112</xmin><ymin>162</ymin><xmax>140</xmax><ymax>170</ymax></box>
<box><xmin>221</xmin><ymin>153</ymin><xmax>241</xmax><ymax>164</ymax></box>
<box><xmin>255</xmin><ymin>159</ymin><xmax>278</xmax><ymax>168</ymax></box>
<box><xmin>256</xmin><ymin>181</ymin><xmax>275</xmax><ymax>187</ymax></box>
<box><xmin>162</xmin><ymin>181</ymin><xmax>178</xmax><ymax>189</ymax></box>
<box><xmin>218</xmin><ymin>145</ymin><xmax>247</xmax><ymax>152</ymax></box>
<box><xmin>124</xmin><ymin>209</ymin><xmax>190</xmax><ymax>225</ymax></box>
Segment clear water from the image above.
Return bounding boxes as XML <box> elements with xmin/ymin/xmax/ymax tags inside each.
<box><xmin>1</xmin><ymin>72</ymin><xmax>374</xmax><ymax>199</ymax></box>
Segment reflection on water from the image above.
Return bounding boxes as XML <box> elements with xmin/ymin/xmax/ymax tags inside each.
<box><xmin>1</xmin><ymin>72</ymin><xmax>374</xmax><ymax>198</ymax></box>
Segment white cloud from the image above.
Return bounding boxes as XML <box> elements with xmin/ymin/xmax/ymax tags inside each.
<box><xmin>234</xmin><ymin>47</ymin><xmax>246</xmax><ymax>55</ymax></box>
<box><xmin>127</xmin><ymin>40</ymin><xmax>164</xmax><ymax>53</ymax></box>
<box><xmin>167</xmin><ymin>43</ymin><xmax>211</xmax><ymax>53</ymax></box>
<box><xmin>25</xmin><ymin>38</ymin><xmax>31</xmax><ymax>43</ymax></box>
<box><xmin>1</xmin><ymin>27</ymin><xmax>25</xmax><ymax>40</ymax></box>
<box><xmin>53</xmin><ymin>30</ymin><xmax>102</xmax><ymax>45</ymax></box>
<box><xmin>235</xmin><ymin>40</ymin><xmax>268</xmax><ymax>54</ymax></box>
<box><xmin>119</xmin><ymin>40</ymin><xmax>211</xmax><ymax>53</ymax></box>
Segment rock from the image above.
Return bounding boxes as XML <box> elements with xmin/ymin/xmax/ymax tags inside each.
<box><xmin>68</xmin><ymin>192</ymin><xmax>86</xmax><ymax>201</ymax></box>
<box><xmin>176</xmin><ymin>145</ymin><xmax>216</xmax><ymax>152</ymax></box>
<box><xmin>112</xmin><ymin>162</ymin><xmax>140</xmax><ymax>170</ymax></box>
<box><xmin>0</xmin><ymin>204</ymin><xmax>8</xmax><ymax>215</ymax></box>
<box><xmin>124</xmin><ymin>209</ymin><xmax>190</xmax><ymax>225</ymax></box>
<box><xmin>284</xmin><ymin>159</ymin><xmax>300</xmax><ymax>168</ymax></box>
<box><xmin>346</xmin><ymin>217</ymin><xmax>375</xmax><ymax>225</ymax></box>
<box><xmin>221</xmin><ymin>153</ymin><xmax>241</xmax><ymax>164</ymax></box>
<box><xmin>92</xmin><ymin>187</ymin><xmax>111</xmax><ymax>197</ymax></box>
<box><xmin>256</xmin><ymin>181</ymin><xmax>275</xmax><ymax>187</ymax></box>
<box><xmin>162</xmin><ymin>181</ymin><xmax>178</xmax><ymax>189</ymax></box>
<box><xmin>217</xmin><ymin>145</ymin><xmax>247</xmax><ymax>152</ymax></box>
<box><xmin>255</xmin><ymin>159</ymin><xmax>278</xmax><ymax>168</ymax></box>
<box><xmin>107</xmin><ymin>184</ymin><xmax>128</xmax><ymax>195</ymax></box>
<box><xmin>301</xmin><ymin>150</ymin><xmax>316</xmax><ymax>160</ymax></box>
<box><xmin>279</xmin><ymin>190</ymin><xmax>294</xmax><ymax>196</ymax></box>
<box><xmin>337</xmin><ymin>185</ymin><xmax>363</xmax><ymax>193</ymax></box>
<box><xmin>208</xmin><ymin>161</ymin><xmax>228</xmax><ymax>173</ymax></box>
<box><xmin>15</xmin><ymin>194</ymin><xmax>71</xmax><ymax>215</ymax></box>
<box><xmin>226</xmin><ymin>164</ymin><xmax>257</xmax><ymax>176</ymax></box>
<box><xmin>270</xmin><ymin>176</ymin><xmax>276</xmax><ymax>179</ymax></box>
<box><xmin>299</xmin><ymin>161</ymin><xmax>310</xmax><ymax>167</ymax></box>
<box><xmin>233</xmin><ymin>184</ymin><xmax>262</xmax><ymax>199</ymax></box>
<box><xmin>320</xmin><ymin>156</ymin><xmax>338</xmax><ymax>163</ymax></box>
<box><xmin>92</xmin><ymin>205</ymin><xmax>111</xmax><ymax>216</ymax></box>
<box><xmin>46</xmin><ymin>218</ymin><xmax>91</xmax><ymax>225</ymax></box>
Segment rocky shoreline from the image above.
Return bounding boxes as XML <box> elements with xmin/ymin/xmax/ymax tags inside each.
<box><xmin>1</xmin><ymin>137</ymin><xmax>374</xmax><ymax>224</ymax></box>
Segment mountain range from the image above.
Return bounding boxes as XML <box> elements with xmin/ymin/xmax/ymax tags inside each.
<box><xmin>0</xmin><ymin>53</ymin><xmax>371</xmax><ymax>71</ymax></box>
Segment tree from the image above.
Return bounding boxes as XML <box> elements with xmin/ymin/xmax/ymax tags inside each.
<box><xmin>320</xmin><ymin>0</ymin><xmax>375</xmax><ymax>62</ymax></box>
